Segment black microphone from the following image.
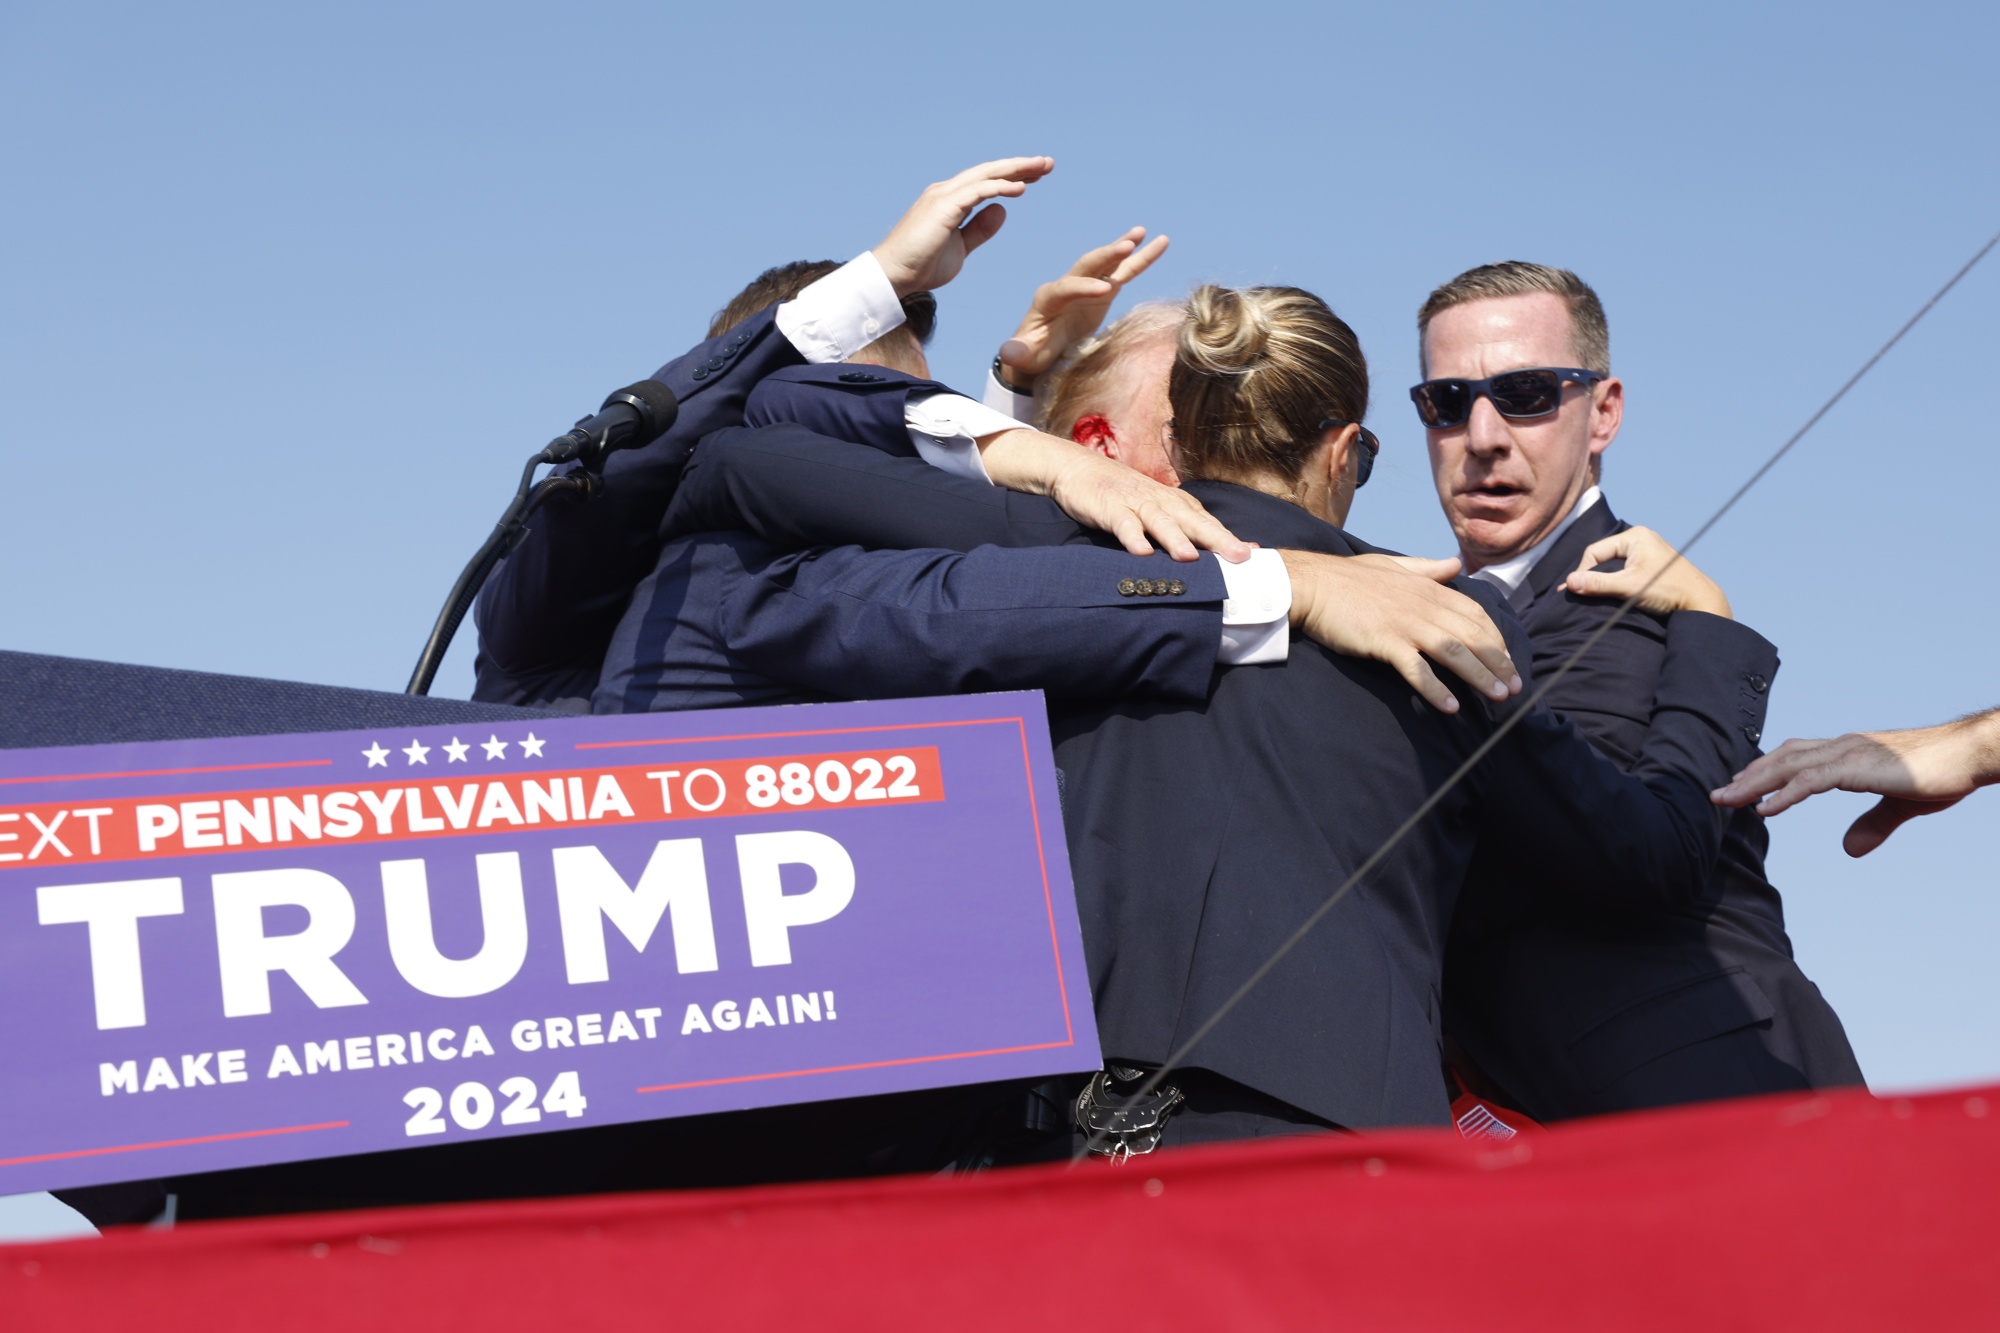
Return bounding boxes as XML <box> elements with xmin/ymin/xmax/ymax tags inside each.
<box><xmin>541</xmin><ymin>379</ymin><xmax>679</xmax><ymax>469</ymax></box>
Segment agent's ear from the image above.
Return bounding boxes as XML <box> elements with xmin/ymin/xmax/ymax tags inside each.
<box><xmin>1071</xmin><ymin>413</ymin><xmax>1117</xmax><ymax>457</ymax></box>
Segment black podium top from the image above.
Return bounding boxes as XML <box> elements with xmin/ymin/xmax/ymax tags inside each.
<box><xmin>0</xmin><ymin>650</ymin><xmax>558</xmax><ymax>750</ymax></box>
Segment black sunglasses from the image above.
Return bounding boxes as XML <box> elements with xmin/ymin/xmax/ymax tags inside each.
<box><xmin>1408</xmin><ymin>367</ymin><xmax>1604</xmax><ymax>430</ymax></box>
<box><xmin>1318</xmin><ymin>419</ymin><xmax>1379</xmax><ymax>488</ymax></box>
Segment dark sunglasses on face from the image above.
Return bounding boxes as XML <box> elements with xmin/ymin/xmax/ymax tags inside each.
<box><xmin>1318</xmin><ymin>419</ymin><xmax>1379</xmax><ymax>488</ymax></box>
<box><xmin>1408</xmin><ymin>367</ymin><xmax>1605</xmax><ymax>430</ymax></box>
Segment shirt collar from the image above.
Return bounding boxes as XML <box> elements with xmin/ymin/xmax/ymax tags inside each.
<box><xmin>1469</xmin><ymin>486</ymin><xmax>1603</xmax><ymax>594</ymax></box>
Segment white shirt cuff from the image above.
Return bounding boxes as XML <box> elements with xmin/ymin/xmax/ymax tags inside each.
<box><xmin>905</xmin><ymin>391</ymin><xmax>1026</xmax><ymax>485</ymax></box>
<box><xmin>1217</xmin><ymin>548</ymin><xmax>1292</xmax><ymax>665</ymax></box>
<box><xmin>774</xmin><ymin>252</ymin><xmax>906</xmax><ymax>364</ymax></box>
<box><xmin>983</xmin><ymin>367</ymin><xmax>1040</xmax><ymax>424</ymax></box>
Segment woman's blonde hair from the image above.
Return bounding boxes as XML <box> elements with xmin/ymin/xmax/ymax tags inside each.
<box><xmin>1169</xmin><ymin>285</ymin><xmax>1368</xmax><ymax>484</ymax></box>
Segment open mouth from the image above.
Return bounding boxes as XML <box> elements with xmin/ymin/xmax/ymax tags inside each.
<box><xmin>1462</xmin><ymin>483</ymin><xmax>1524</xmax><ymax>503</ymax></box>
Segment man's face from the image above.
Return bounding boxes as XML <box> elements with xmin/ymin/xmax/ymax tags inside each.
<box><xmin>1421</xmin><ymin>293</ymin><xmax>1622</xmax><ymax>569</ymax></box>
<box><xmin>1089</xmin><ymin>333</ymin><xmax>1180</xmax><ymax>485</ymax></box>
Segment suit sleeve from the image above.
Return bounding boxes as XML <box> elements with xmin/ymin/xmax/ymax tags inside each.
<box><xmin>741</xmin><ymin>367</ymin><xmax>937</xmax><ymax>453</ymax></box>
<box><xmin>670</xmin><ymin>423</ymin><xmax>1096</xmax><ymax>554</ymax></box>
<box><xmin>1471</xmin><ymin>602</ymin><xmax>1779</xmax><ymax>911</ymax></box>
<box><xmin>716</xmin><ymin>542</ymin><xmax>1227</xmax><ymax>705</ymax></box>
<box><xmin>471</xmin><ymin>306</ymin><xmax>805</xmax><ymax>703</ymax></box>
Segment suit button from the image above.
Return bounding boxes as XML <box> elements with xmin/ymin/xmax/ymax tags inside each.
<box><xmin>720</xmin><ymin>344</ymin><xmax>738</xmax><ymax>359</ymax></box>
<box><xmin>1742</xmin><ymin>725</ymin><xmax>1762</xmax><ymax>744</ymax></box>
<box><xmin>838</xmin><ymin>371</ymin><xmax>884</xmax><ymax>383</ymax></box>
<box><xmin>706</xmin><ymin>357</ymin><xmax>725</xmax><ymax>371</ymax></box>
<box><xmin>1136</xmin><ymin>579</ymin><xmax>1156</xmax><ymax>596</ymax></box>
<box><xmin>1748</xmin><ymin>674</ymin><xmax>1768</xmax><ymax>694</ymax></box>
<box><xmin>1167</xmin><ymin>580</ymin><xmax>1186</xmax><ymax>596</ymax></box>
<box><xmin>1118</xmin><ymin>579</ymin><xmax>1137</xmax><ymax>596</ymax></box>
<box><xmin>691</xmin><ymin>367</ymin><xmax>709</xmax><ymax>381</ymax></box>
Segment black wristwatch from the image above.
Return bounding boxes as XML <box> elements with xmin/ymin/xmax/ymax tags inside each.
<box><xmin>991</xmin><ymin>354</ymin><xmax>1035</xmax><ymax>396</ymax></box>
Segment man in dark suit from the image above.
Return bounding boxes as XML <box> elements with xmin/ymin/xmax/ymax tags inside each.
<box><xmin>1413</xmin><ymin>261</ymin><xmax>1863</xmax><ymax>1119</ymax></box>
<box><xmin>471</xmin><ymin>156</ymin><xmax>1067</xmax><ymax>709</ymax></box>
<box><xmin>634</xmin><ymin>343</ymin><xmax>1779</xmax><ymax>1142</ymax></box>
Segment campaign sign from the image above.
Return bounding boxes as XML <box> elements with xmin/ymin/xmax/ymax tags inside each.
<box><xmin>0</xmin><ymin>692</ymin><xmax>1098</xmax><ymax>1194</ymax></box>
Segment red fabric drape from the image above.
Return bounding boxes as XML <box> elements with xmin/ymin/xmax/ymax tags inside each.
<box><xmin>7</xmin><ymin>1080</ymin><xmax>1997</xmax><ymax>1330</ymax></box>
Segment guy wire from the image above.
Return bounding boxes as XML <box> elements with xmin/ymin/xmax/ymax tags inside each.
<box><xmin>1072</xmin><ymin>225</ymin><xmax>2000</xmax><ymax>1165</ymax></box>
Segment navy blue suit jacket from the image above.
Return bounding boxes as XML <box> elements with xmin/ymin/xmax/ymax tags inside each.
<box><xmin>472</xmin><ymin>307</ymin><xmax>806</xmax><ymax>708</ymax></box>
<box><xmin>593</xmin><ymin>506</ymin><xmax>1231</xmax><ymax>715</ymax></box>
<box><xmin>1443</xmin><ymin>496</ymin><xmax>1862</xmax><ymax>1118</ymax></box>
<box><xmin>668</xmin><ymin>390</ymin><xmax>1781</xmax><ymax>1128</ymax></box>
<box><xmin>601</xmin><ymin>368</ymin><xmax>1232</xmax><ymax>714</ymax></box>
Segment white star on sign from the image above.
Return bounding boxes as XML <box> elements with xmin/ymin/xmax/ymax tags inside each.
<box><xmin>519</xmin><ymin>732</ymin><xmax>547</xmax><ymax>758</ymax></box>
<box><xmin>363</xmin><ymin>742</ymin><xmax>390</xmax><ymax>768</ymax></box>
<box><xmin>481</xmin><ymin>735</ymin><xmax>508</xmax><ymax>760</ymax></box>
<box><xmin>403</xmin><ymin>739</ymin><xmax>431</xmax><ymax>765</ymax></box>
<box><xmin>443</xmin><ymin>737</ymin><xmax>470</xmax><ymax>763</ymax></box>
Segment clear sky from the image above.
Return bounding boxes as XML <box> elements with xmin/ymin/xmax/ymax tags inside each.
<box><xmin>2</xmin><ymin>0</ymin><xmax>1996</xmax><ymax>1094</ymax></box>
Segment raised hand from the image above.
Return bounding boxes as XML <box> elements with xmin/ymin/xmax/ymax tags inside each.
<box><xmin>871</xmin><ymin>157</ymin><xmax>1056</xmax><ymax>297</ymax></box>
<box><xmin>1285</xmin><ymin>551</ymin><xmax>1521</xmax><ymax>713</ymax></box>
<box><xmin>995</xmin><ymin>226</ymin><xmax>1173</xmax><ymax>388</ymax></box>
<box><xmin>1711</xmin><ymin>711</ymin><xmax>2000</xmax><ymax>856</ymax></box>
<box><xmin>1564</xmin><ymin>526</ymin><xmax>1732</xmax><ymax>618</ymax></box>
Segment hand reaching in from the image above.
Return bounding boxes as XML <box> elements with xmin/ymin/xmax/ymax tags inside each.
<box><xmin>1564</xmin><ymin>526</ymin><xmax>1732</xmax><ymax>618</ymax></box>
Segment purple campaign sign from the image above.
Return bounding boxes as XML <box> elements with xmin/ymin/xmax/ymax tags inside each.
<box><xmin>0</xmin><ymin>692</ymin><xmax>1100</xmax><ymax>1194</ymax></box>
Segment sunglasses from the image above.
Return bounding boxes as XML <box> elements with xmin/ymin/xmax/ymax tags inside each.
<box><xmin>1408</xmin><ymin>367</ymin><xmax>1604</xmax><ymax>430</ymax></box>
<box><xmin>1318</xmin><ymin>419</ymin><xmax>1379</xmax><ymax>488</ymax></box>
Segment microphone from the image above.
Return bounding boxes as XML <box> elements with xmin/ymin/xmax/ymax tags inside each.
<box><xmin>541</xmin><ymin>379</ymin><xmax>679</xmax><ymax>469</ymax></box>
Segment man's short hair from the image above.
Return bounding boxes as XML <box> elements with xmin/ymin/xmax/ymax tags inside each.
<box><xmin>1038</xmin><ymin>300</ymin><xmax>1186</xmax><ymax>436</ymax></box>
<box><xmin>1417</xmin><ymin>262</ymin><xmax>1609</xmax><ymax>377</ymax></box>
<box><xmin>708</xmin><ymin>261</ymin><xmax>937</xmax><ymax>359</ymax></box>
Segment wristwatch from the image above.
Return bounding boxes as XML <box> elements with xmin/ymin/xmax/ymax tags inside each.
<box><xmin>990</xmin><ymin>353</ymin><xmax>1035</xmax><ymax>396</ymax></box>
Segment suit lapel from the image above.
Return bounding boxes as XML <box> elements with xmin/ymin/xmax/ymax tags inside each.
<box><xmin>1518</xmin><ymin>494</ymin><xmax>1625</xmax><ymax>615</ymax></box>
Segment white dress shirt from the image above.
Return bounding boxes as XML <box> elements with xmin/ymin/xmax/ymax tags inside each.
<box><xmin>769</xmin><ymin>255</ymin><xmax>1292</xmax><ymax>665</ymax></box>
<box><xmin>1469</xmin><ymin>486</ymin><xmax>1603</xmax><ymax>597</ymax></box>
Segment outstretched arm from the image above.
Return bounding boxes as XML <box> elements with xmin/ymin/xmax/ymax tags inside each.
<box><xmin>1711</xmin><ymin>709</ymin><xmax>2000</xmax><ymax>855</ymax></box>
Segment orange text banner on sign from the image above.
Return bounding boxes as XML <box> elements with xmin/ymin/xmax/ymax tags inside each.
<box><xmin>0</xmin><ymin>749</ymin><xmax>943</xmax><ymax>868</ymax></box>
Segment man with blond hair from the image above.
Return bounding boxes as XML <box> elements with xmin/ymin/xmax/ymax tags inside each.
<box><xmin>1416</xmin><ymin>261</ymin><xmax>1865</xmax><ymax>1121</ymax></box>
<box><xmin>981</xmin><ymin>229</ymin><xmax>1183</xmax><ymax>485</ymax></box>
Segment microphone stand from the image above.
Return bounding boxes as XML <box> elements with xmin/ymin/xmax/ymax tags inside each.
<box><xmin>404</xmin><ymin>451</ymin><xmax>599</xmax><ymax>696</ymax></box>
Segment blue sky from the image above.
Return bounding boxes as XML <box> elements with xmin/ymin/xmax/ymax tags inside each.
<box><xmin>2</xmin><ymin>0</ymin><xmax>1996</xmax><ymax>1093</ymax></box>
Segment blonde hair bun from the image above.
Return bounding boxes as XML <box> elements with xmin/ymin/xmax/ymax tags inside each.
<box><xmin>1167</xmin><ymin>284</ymin><xmax>1369</xmax><ymax>484</ymax></box>
<box><xmin>1179</xmin><ymin>285</ymin><xmax>1273</xmax><ymax>377</ymax></box>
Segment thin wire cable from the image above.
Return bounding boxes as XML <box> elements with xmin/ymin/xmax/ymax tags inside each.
<box><xmin>1072</xmin><ymin>226</ymin><xmax>2000</xmax><ymax>1164</ymax></box>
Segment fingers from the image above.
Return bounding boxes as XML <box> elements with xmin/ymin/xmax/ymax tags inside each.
<box><xmin>1422</xmin><ymin>635</ymin><xmax>1508</xmax><ymax>703</ymax></box>
<box><xmin>1843</xmin><ymin>797</ymin><xmax>1908</xmax><ymax>857</ymax></box>
<box><xmin>1566</xmin><ymin>567</ymin><xmax>1634</xmax><ymax>599</ymax></box>
<box><xmin>942</xmin><ymin>156</ymin><xmax>1055</xmax><ymax>191</ymax></box>
<box><xmin>1384</xmin><ymin>555</ymin><xmax>1464</xmax><ymax>583</ymax></box>
<box><xmin>1572</xmin><ymin>531</ymin><xmax>1635</xmax><ymax>575</ymax></box>
<box><xmin>1067</xmin><ymin>228</ymin><xmax>1146</xmax><ymax>278</ymax></box>
<box><xmin>1109</xmin><ymin>233</ymin><xmax>1170</xmax><ymax>284</ymax></box>
<box><xmin>958</xmin><ymin>203</ymin><xmax>1008</xmax><ymax>255</ymax></box>
<box><xmin>1393</xmin><ymin>651</ymin><xmax>1460</xmax><ymax>715</ymax></box>
<box><xmin>1038</xmin><ymin>274</ymin><xmax>1119</xmax><ymax>307</ymax></box>
<box><xmin>1107</xmin><ymin>511</ymin><xmax>1155</xmax><ymax>557</ymax></box>
<box><xmin>1424</xmin><ymin>603</ymin><xmax>1521</xmax><ymax>700</ymax></box>
<box><xmin>1126</xmin><ymin>495</ymin><xmax>1247</xmax><ymax>563</ymax></box>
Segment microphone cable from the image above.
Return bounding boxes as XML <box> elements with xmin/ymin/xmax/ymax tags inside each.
<box><xmin>1073</xmin><ymin>224</ymin><xmax>2000</xmax><ymax>1164</ymax></box>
